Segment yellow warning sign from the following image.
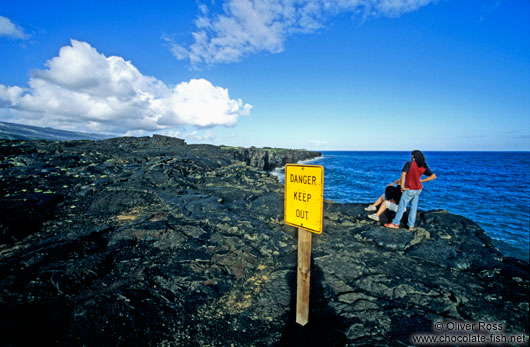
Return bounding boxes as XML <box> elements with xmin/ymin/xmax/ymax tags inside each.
<box><xmin>284</xmin><ymin>164</ymin><xmax>324</xmax><ymax>234</ymax></box>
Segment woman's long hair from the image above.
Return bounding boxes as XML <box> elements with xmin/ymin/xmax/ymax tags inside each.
<box><xmin>412</xmin><ymin>150</ymin><xmax>426</xmax><ymax>168</ymax></box>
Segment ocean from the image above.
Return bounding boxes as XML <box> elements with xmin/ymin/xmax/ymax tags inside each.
<box><xmin>274</xmin><ymin>151</ymin><xmax>530</xmax><ymax>262</ymax></box>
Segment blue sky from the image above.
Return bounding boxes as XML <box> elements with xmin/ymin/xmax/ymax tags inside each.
<box><xmin>1</xmin><ymin>0</ymin><xmax>529</xmax><ymax>150</ymax></box>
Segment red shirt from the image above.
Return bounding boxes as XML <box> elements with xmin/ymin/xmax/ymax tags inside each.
<box><xmin>403</xmin><ymin>160</ymin><xmax>433</xmax><ymax>190</ymax></box>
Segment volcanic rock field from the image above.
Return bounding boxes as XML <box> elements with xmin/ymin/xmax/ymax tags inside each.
<box><xmin>0</xmin><ymin>135</ymin><xmax>528</xmax><ymax>346</ymax></box>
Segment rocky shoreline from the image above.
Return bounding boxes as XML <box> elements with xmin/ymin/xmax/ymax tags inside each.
<box><xmin>0</xmin><ymin>136</ymin><xmax>528</xmax><ymax>346</ymax></box>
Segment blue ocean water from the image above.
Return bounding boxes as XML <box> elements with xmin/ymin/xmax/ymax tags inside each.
<box><xmin>276</xmin><ymin>151</ymin><xmax>530</xmax><ymax>262</ymax></box>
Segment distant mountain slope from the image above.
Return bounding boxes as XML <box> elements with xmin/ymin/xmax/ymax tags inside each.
<box><xmin>0</xmin><ymin>121</ymin><xmax>114</xmax><ymax>141</ymax></box>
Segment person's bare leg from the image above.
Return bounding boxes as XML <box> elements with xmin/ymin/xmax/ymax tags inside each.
<box><xmin>373</xmin><ymin>195</ymin><xmax>384</xmax><ymax>207</ymax></box>
<box><xmin>376</xmin><ymin>201</ymin><xmax>388</xmax><ymax>216</ymax></box>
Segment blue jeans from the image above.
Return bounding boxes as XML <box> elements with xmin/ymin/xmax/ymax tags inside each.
<box><xmin>392</xmin><ymin>189</ymin><xmax>422</xmax><ymax>228</ymax></box>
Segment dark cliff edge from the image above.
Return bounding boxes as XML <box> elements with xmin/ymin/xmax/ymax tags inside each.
<box><xmin>220</xmin><ymin>145</ymin><xmax>321</xmax><ymax>172</ymax></box>
<box><xmin>0</xmin><ymin>136</ymin><xmax>528</xmax><ymax>346</ymax></box>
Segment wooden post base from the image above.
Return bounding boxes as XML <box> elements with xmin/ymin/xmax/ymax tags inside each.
<box><xmin>296</xmin><ymin>227</ymin><xmax>312</xmax><ymax>326</ymax></box>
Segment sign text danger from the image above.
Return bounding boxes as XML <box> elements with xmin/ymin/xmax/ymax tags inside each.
<box><xmin>290</xmin><ymin>174</ymin><xmax>317</xmax><ymax>185</ymax></box>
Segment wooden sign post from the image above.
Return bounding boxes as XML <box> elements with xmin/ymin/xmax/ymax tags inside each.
<box><xmin>296</xmin><ymin>227</ymin><xmax>312</xmax><ymax>326</ymax></box>
<box><xmin>284</xmin><ymin>164</ymin><xmax>324</xmax><ymax>326</ymax></box>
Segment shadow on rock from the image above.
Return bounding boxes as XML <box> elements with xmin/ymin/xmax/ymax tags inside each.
<box><xmin>0</xmin><ymin>300</ymin><xmax>70</xmax><ymax>346</ymax></box>
<box><xmin>276</xmin><ymin>258</ymin><xmax>346</xmax><ymax>347</ymax></box>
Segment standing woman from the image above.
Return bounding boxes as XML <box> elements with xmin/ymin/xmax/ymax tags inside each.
<box><xmin>384</xmin><ymin>150</ymin><xmax>436</xmax><ymax>230</ymax></box>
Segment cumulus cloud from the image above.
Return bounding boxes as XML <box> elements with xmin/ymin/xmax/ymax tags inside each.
<box><xmin>0</xmin><ymin>40</ymin><xmax>252</xmax><ymax>135</ymax></box>
<box><xmin>169</xmin><ymin>0</ymin><xmax>436</xmax><ymax>67</ymax></box>
<box><xmin>0</xmin><ymin>16</ymin><xmax>29</xmax><ymax>39</ymax></box>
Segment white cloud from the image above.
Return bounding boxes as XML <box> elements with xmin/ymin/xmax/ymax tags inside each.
<box><xmin>0</xmin><ymin>85</ymin><xmax>24</xmax><ymax>106</ymax></box>
<box><xmin>156</xmin><ymin>129</ymin><xmax>181</xmax><ymax>138</ymax></box>
<box><xmin>0</xmin><ymin>16</ymin><xmax>29</xmax><ymax>39</ymax></box>
<box><xmin>155</xmin><ymin>129</ymin><xmax>215</xmax><ymax>142</ymax></box>
<box><xmin>183</xmin><ymin>130</ymin><xmax>215</xmax><ymax>141</ymax></box>
<box><xmin>170</xmin><ymin>0</ymin><xmax>436</xmax><ymax>67</ymax></box>
<box><xmin>368</xmin><ymin>0</ymin><xmax>436</xmax><ymax>17</ymax></box>
<box><xmin>0</xmin><ymin>39</ymin><xmax>252</xmax><ymax>135</ymax></box>
<box><xmin>309</xmin><ymin>139</ymin><xmax>328</xmax><ymax>146</ymax></box>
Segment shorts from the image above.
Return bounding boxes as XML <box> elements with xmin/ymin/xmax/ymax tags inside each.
<box><xmin>384</xmin><ymin>200</ymin><xmax>402</xmax><ymax>212</ymax></box>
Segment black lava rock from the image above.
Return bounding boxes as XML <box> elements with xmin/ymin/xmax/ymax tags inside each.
<box><xmin>0</xmin><ymin>136</ymin><xmax>527</xmax><ymax>346</ymax></box>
